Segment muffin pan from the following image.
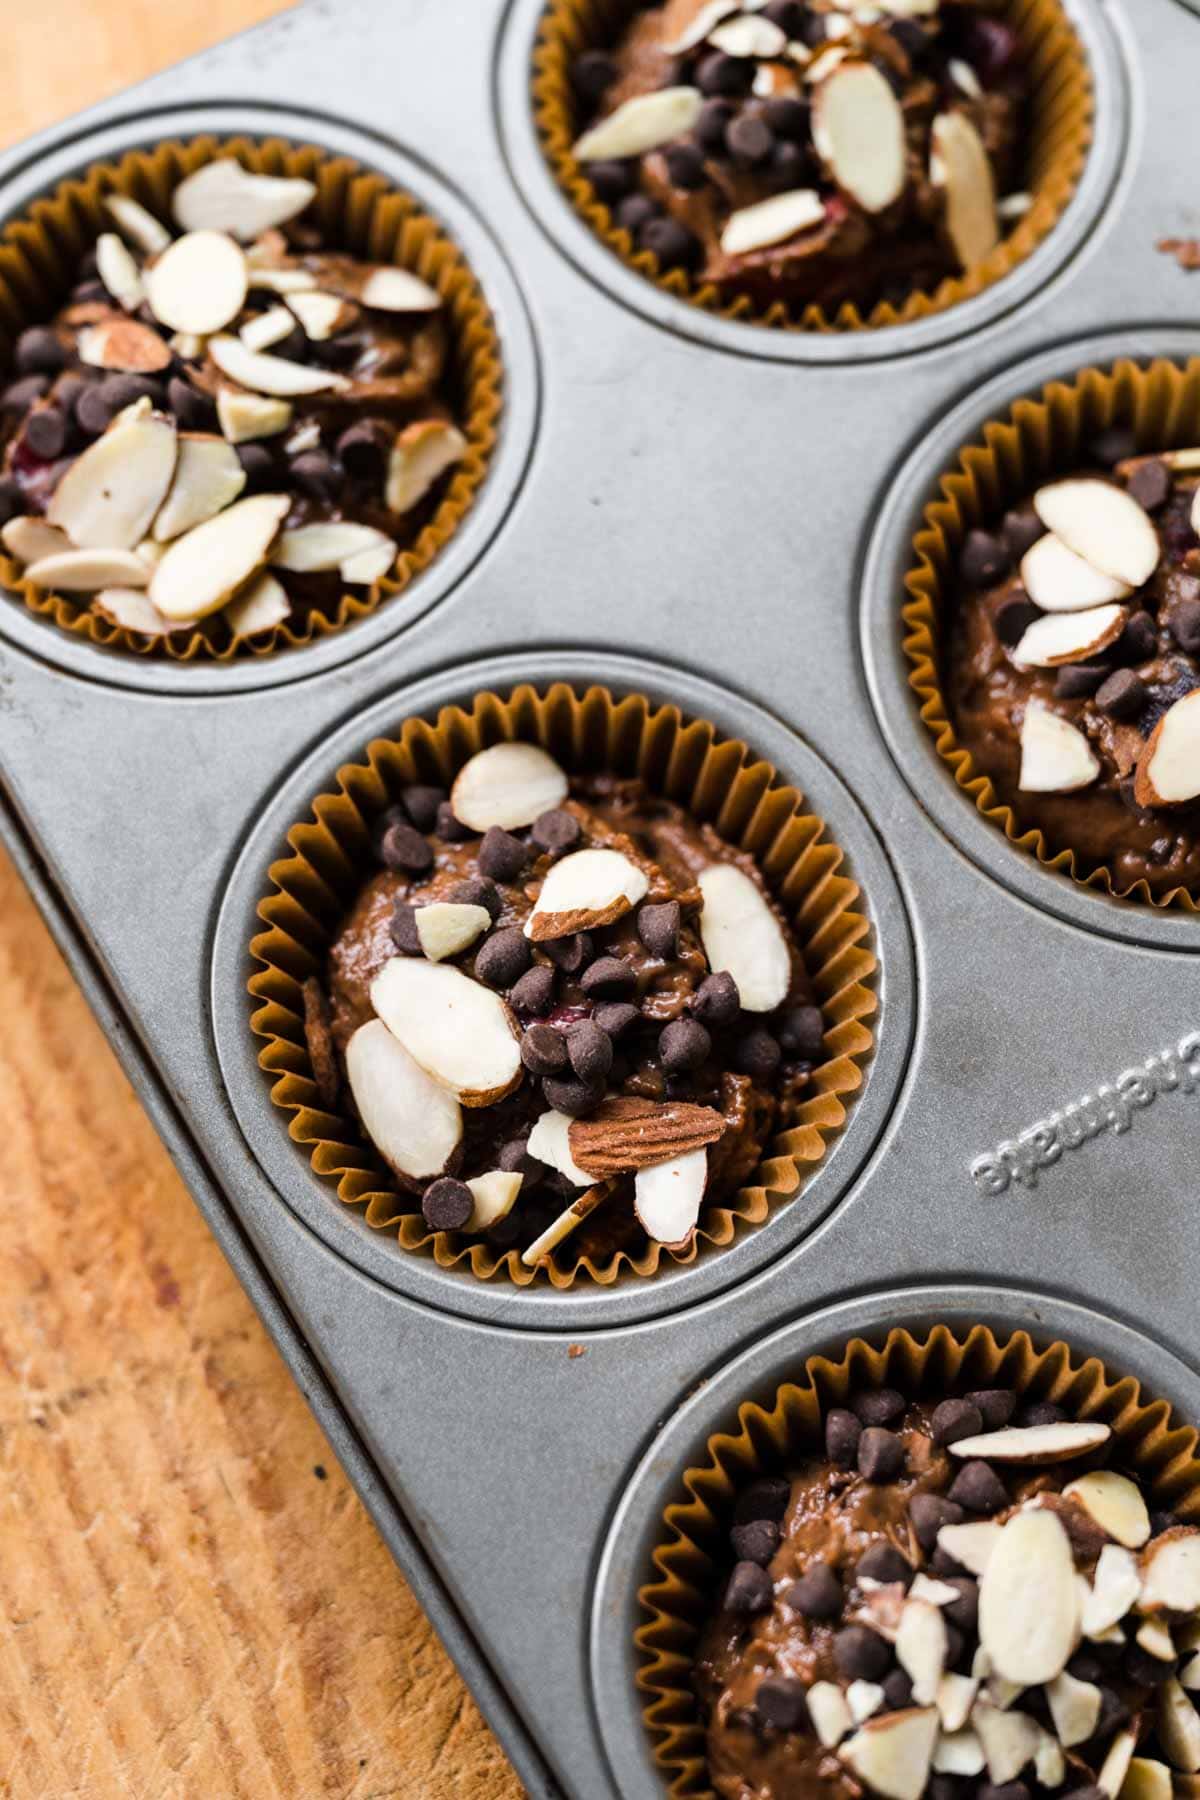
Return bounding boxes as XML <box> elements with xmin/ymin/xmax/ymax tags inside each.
<box><xmin>0</xmin><ymin>2</ymin><xmax>1198</xmax><ymax>1796</ymax></box>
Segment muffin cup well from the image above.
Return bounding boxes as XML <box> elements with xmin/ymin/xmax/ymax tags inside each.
<box><xmin>903</xmin><ymin>353</ymin><xmax>1200</xmax><ymax>912</ymax></box>
<box><xmin>532</xmin><ymin>0</ymin><xmax>1093</xmax><ymax>336</ymax></box>
<box><xmin>0</xmin><ymin>134</ymin><xmax>502</xmax><ymax>661</ymax></box>
<box><xmin>247</xmin><ymin>681</ymin><xmax>878</xmax><ymax>1288</ymax></box>
<box><xmin>636</xmin><ymin>1319</ymin><xmax>1200</xmax><ymax>1799</ymax></box>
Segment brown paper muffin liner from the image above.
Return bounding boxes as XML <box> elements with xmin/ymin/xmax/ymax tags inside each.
<box><xmin>247</xmin><ymin>682</ymin><xmax>878</xmax><ymax>1286</ymax></box>
<box><xmin>903</xmin><ymin>354</ymin><xmax>1200</xmax><ymax>912</ymax></box>
<box><xmin>0</xmin><ymin>135</ymin><xmax>502</xmax><ymax>660</ymax></box>
<box><xmin>637</xmin><ymin>1320</ymin><xmax>1200</xmax><ymax>1797</ymax></box>
<box><xmin>532</xmin><ymin>0</ymin><xmax>1092</xmax><ymax>335</ymax></box>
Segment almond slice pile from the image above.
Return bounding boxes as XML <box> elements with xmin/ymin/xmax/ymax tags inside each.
<box><xmin>1034</xmin><ymin>478</ymin><xmax>1161</xmax><ymax>588</ymax></box>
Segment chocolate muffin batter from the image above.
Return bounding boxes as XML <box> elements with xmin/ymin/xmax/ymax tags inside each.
<box><xmin>697</xmin><ymin>1386</ymin><xmax>1195</xmax><ymax>1799</ymax></box>
<box><xmin>316</xmin><ymin>762</ymin><xmax>823</xmax><ymax>1268</ymax></box>
<box><xmin>570</xmin><ymin>0</ymin><xmax>1031</xmax><ymax>315</ymax></box>
<box><xmin>947</xmin><ymin>441</ymin><xmax>1200</xmax><ymax>897</ymax></box>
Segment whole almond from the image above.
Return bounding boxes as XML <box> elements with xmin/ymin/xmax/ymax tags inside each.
<box><xmin>568</xmin><ymin>1095</ymin><xmax>725</xmax><ymax>1178</ymax></box>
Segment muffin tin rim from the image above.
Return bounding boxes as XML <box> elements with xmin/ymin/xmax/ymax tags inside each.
<box><xmin>587</xmin><ymin>1279</ymin><xmax>1200</xmax><ymax>1800</ymax></box>
<box><xmin>0</xmin><ymin>98</ymin><xmax>541</xmax><ymax>696</ymax></box>
<box><xmin>208</xmin><ymin>646</ymin><xmax>917</xmax><ymax>1332</ymax></box>
<box><xmin>860</xmin><ymin>323</ymin><xmax>1200</xmax><ymax>953</ymax></box>
<box><xmin>494</xmin><ymin>0</ymin><xmax>1131</xmax><ymax>366</ymax></box>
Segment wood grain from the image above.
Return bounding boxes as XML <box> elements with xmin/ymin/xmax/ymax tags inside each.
<box><xmin>0</xmin><ymin>6</ymin><xmax>525</xmax><ymax>1796</ymax></box>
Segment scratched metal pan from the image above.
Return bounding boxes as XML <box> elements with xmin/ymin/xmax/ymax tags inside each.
<box><xmin>0</xmin><ymin>0</ymin><xmax>1199</xmax><ymax>1795</ymax></box>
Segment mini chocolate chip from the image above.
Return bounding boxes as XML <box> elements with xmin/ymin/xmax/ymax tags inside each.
<box><xmin>947</xmin><ymin>1459</ymin><xmax>1007</xmax><ymax>1515</ymax></box>
<box><xmin>475</xmin><ymin>926</ymin><xmax>531</xmax><ymax>989</ymax></box>
<box><xmin>103</xmin><ymin>373</ymin><xmax>162</xmax><ymax>412</ymax></box>
<box><xmin>593</xmin><ymin>1001</ymin><xmax>639</xmax><ymax>1037</ymax></box>
<box><xmin>448</xmin><ymin>875</ymin><xmax>502</xmax><ymax>920</ymax></box>
<box><xmin>531</xmin><ymin>808</ymin><xmax>580</xmax><ymax>855</ymax></box>
<box><xmin>572</xmin><ymin>48</ymin><xmax>615</xmax><ymax>102</ymax></box>
<box><xmin>567</xmin><ymin>1019</ymin><xmax>612</xmax><ymax>1083</ymax></box>
<box><xmin>580</xmin><ymin>956</ymin><xmax>635</xmax><ymax>998</ymax></box>
<box><xmin>856</xmin><ymin>1543</ymin><xmax>911</xmax><ymax>1587</ymax></box>
<box><xmin>733</xmin><ymin>1476</ymin><xmax>791</xmax><ymax>1525</ymax></box>
<box><xmin>1171</xmin><ymin>598</ymin><xmax>1200</xmax><ymax>655</ymax></box>
<box><xmin>833</xmin><ymin>1625</ymin><xmax>890</xmax><ymax>1681</ymax></box>
<box><xmin>1096</xmin><ymin>668</ymin><xmax>1148</xmax><ymax>720</ymax></box>
<box><xmin>762</xmin><ymin>95</ymin><xmax>808</xmax><ymax>140</ymax></box>
<box><xmin>697</xmin><ymin>50</ymin><xmax>755</xmax><ymax>97</ymax></box>
<box><xmin>1095</xmin><ymin>1685</ymin><xmax>1130</xmax><ymax>1737</ymax></box>
<box><xmin>825</xmin><ymin>1408</ymin><xmax>862</xmax><ymax>1469</ymax></box>
<box><xmin>291</xmin><ymin>449</ymin><xmax>344</xmax><ymax>504</ymax></box>
<box><xmin>421</xmin><ymin>1177</ymin><xmax>472</xmax><ymax>1232</ymax></box>
<box><xmin>4</xmin><ymin>374</ymin><xmax>50</xmax><ymax>415</ymax></box>
<box><xmin>1125</xmin><ymin>1643</ymin><xmax>1173</xmax><ymax>1686</ymax></box>
<box><xmin>943</xmin><ymin>1621</ymin><xmax>965</xmax><ymax>1668</ymax></box>
<box><xmin>641</xmin><ymin>217</ymin><xmax>700</xmax><ymax>270</ymax></box>
<box><xmin>730</xmin><ymin>1518</ymin><xmax>779</xmax><ymax>1566</ymax></box>
<box><xmin>881</xmin><ymin>1668</ymin><xmax>913</xmax><ymax>1711</ymax></box>
<box><xmin>521</xmin><ymin>1022</ymin><xmax>568</xmax><ymax>1077</ymax></box>
<box><xmin>961</xmin><ymin>529</ymin><xmax>1012</xmax><ymax>588</ymax></box>
<box><xmin>1116</xmin><ymin>610</ymin><xmax>1158</xmax><ymax>664</ymax></box>
<box><xmin>477</xmin><ymin>826</ymin><xmax>528</xmax><ymax>883</ymax></box>
<box><xmin>587</xmin><ymin>159</ymin><xmax>635</xmax><ymax>204</ymax></box>
<box><xmin>726</xmin><ymin>113</ymin><xmax>773</xmax><ymax>166</ymax></box>
<box><xmin>0</xmin><ymin>477</ymin><xmax>21</xmax><ymax>526</ymax></box>
<box><xmin>390</xmin><ymin>900</ymin><xmax>421</xmax><ymax>954</ymax></box>
<box><xmin>24</xmin><ymin>408</ymin><xmax>66</xmax><ymax>460</ymax></box>
<box><xmin>660</xmin><ymin>1018</ymin><xmax>711</xmax><ymax>1074</ymax></box>
<box><xmin>74</xmin><ymin>383</ymin><xmax>115</xmax><ymax>437</ymax></box>
<box><xmin>664</xmin><ymin>143</ymin><xmax>707</xmax><ymax>190</ymax></box>
<box><xmin>724</xmin><ymin>1560</ymin><xmax>773</xmax><ymax>1615</ymax></box>
<box><xmin>544</xmin><ymin>931</ymin><xmax>593</xmax><ymax>972</ymax></box>
<box><xmin>930</xmin><ymin>1546</ymin><xmax>968</xmax><ymax>1577</ymax></box>
<box><xmin>978</xmin><ymin>1782</ymin><xmax>1030</xmax><ymax>1800</ymax></box>
<box><xmin>993</xmin><ymin>592</ymin><xmax>1042</xmax><ymax>647</ymax></box>
<box><xmin>786</xmin><ymin>1561</ymin><xmax>842</xmax><ymax>1619</ymax></box>
<box><xmin>755</xmin><ymin>1676</ymin><xmax>807</xmax><ymax>1731</ymax></box>
<box><xmin>167</xmin><ymin>374</ymin><xmax>218</xmax><ymax>430</ymax></box>
<box><xmin>942</xmin><ymin>1576</ymin><xmax>978</xmax><ymax>1634</ymax></box>
<box><xmin>638</xmin><ymin>900</ymin><xmax>680</xmax><ymax>960</ymax></box>
<box><xmin>692</xmin><ymin>970</ymin><xmax>740</xmax><ymax>1027</ymax></box>
<box><xmin>1067</xmin><ymin>1650</ymin><xmax>1104</xmax><ymax>1683</ymax></box>
<box><xmin>734</xmin><ymin>1027</ymin><xmax>781</xmax><ymax>1080</ymax></box>
<box><xmin>1089</xmin><ymin>426</ymin><xmax>1137</xmax><ymax>468</ymax></box>
<box><xmin>336</xmin><ymin>419</ymin><xmax>393</xmax><ymax>480</ymax></box>
<box><xmin>14</xmin><ymin>327</ymin><xmax>65</xmax><ymax>376</ymax></box>
<box><xmin>435</xmin><ymin>800</ymin><xmax>474</xmax><ymax>842</ymax></box>
<box><xmin>380</xmin><ymin>819</ymin><xmax>433</xmax><ymax>874</ymax></box>
<box><xmin>1127</xmin><ymin>458</ymin><xmax>1172</xmax><ymax>511</ymax></box>
<box><xmin>777</xmin><ymin>1003</ymin><xmax>823</xmax><ymax>1061</ymax></box>
<box><xmin>696</xmin><ymin>97</ymin><xmax>735</xmax><ymax>150</ymax></box>
<box><xmin>909</xmin><ymin>1492</ymin><xmax>964</xmax><ymax>1552</ymax></box>
<box><xmin>1017</xmin><ymin>1400</ymin><xmax>1067</xmax><ymax>1427</ymax></box>
<box><xmin>616</xmin><ymin>193</ymin><xmax>658</xmax><ymax>237</ymax></box>
<box><xmin>931</xmin><ymin>1399</ymin><xmax>983</xmax><ymax>1446</ymax></box>
<box><xmin>236</xmin><ymin>443</ymin><xmax>277</xmax><ymax>489</ymax></box>
<box><xmin>541</xmin><ymin>1074</ymin><xmax>603</xmax><ymax>1117</ymax></box>
<box><xmin>852</xmin><ymin>1389</ymin><xmax>906</xmax><ymax>1427</ymax></box>
<box><xmin>1002</xmin><ymin>505</ymin><xmax>1045</xmax><ymax>559</ymax></box>
<box><xmin>858</xmin><ymin>1428</ymin><xmax>904</xmax><ymax>1483</ymax></box>
<box><xmin>764</xmin><ymin>140</ymin><xmax>809</xmax><ymax>190</ymax></box>
<box><xmin>764</xmin><ymin>0</ymin><xmax>807</xmax><ymax>34</ymax></box>
<box><xmin>1055</xmin><ymin>661</ymin><xmax>1108</xmax><ymax>699</ymax></box>
<box><xmin>511</xmin><ymin>965</ymin><xmax>556</xmax><ymax>1015</ymax></box>
<box><xmin>927</xmin><ymin>1781</ymin><xmax>958</xmax><ymax>1800</ymax></box>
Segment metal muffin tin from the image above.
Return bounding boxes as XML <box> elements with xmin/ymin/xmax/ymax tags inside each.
<box><xmin>1</xmin><ymin>1</ymin><xmax>1199</xmax><ymax>1794</ymax></box>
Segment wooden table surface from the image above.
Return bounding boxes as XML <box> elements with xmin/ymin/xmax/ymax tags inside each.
<box><xmin>1</xmin><ymin>5</ymin><xmax>525</xmax><ymax>1796</ymax></box>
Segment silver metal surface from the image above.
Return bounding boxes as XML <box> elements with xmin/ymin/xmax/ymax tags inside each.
<box><xmin>1</xmin><ymin>0</ymin><xmax>1199</xmax><ymax>1794</ymax></box>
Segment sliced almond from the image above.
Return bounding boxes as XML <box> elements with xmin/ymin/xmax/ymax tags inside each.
<box><xmin>1046</xmin><ymin>1670</ymin><xmax>1101</xmax><ymax>1747</ymax></box>
<box><xmin>937</xmin><ymin>1521</ymin><xmax>1002</xmax><ymax>1577</ymax></box>
<box><xmin>838</xmin><ymin>1707</ymin><xmax>939</xmax><ymax>1800</ymax></box>
<box><xmin>150</xmin><ymin>492</ymin><xmax>289</xmax><ymax>620</ymax></box>
<box><xmin>216</xmin><ymin>387</ymin><xmax>293</xmax><ymax>443</ymax></box>
<box><xmin>808</xmin><ymin>1681</ymin><xmax>854</xmax><ymax>1748</ymax></box>
<box><xmin>1034</xmin><ymin>478</ymin><xmax>1161</xmax><ymax>587</ymax></box>
<box><xmin>936</xmin><ymin>1674</ymin><xmax>978</xmax><ymax>1736</ymax></box>
<box><xmin>358</xmin><ymin>267</ymin><xmax>442</xmax><ymax>313</ymax></box>
<box><xmin>273</xmin><ymin>522</ymin><xmax>395</xmax><ymax>584</ymax></box>
<box><xmin>1</xmin><ymin>516</ymin><xmax>71</xmax><ymax>564</ymax></box>
<box><xmin>997</xmin><ymin>190</ymin><xmax>1034</xmax><ymax>223</ymax></box>
<box><xmin>1121</xmin><ymin>1758</ymin><xmax>1174</xmax><ymax>1800</ymax></box>
<box><xmin>948</xmin><ymin>56</ymin><xmax>983</xmax><ymax>98</ymax></box>
<box><xmin>1019</xmin><ymin>701</ymin><xmax>1101</xmax><ymax>795</ymax></box>
<box><xmin>1099</xmin><ymin>1729</ymin><xmax>1137</xmax><ymax>1797</ymax></box>
<box><xmin>1134</xmin><ymin>690</ymin><xmax>1200</xmax><ymax>808</ymax></box>
<box><xmin>1062</xmin><ymin>1471</ymin><xmax>1150</xmax><ymax>1549</ymax></box>
<box><xmin>697</xmin><ymin>863</ymin><xmax>791</xmax><ymax>1013</ymax></box>
<box><xmin>172</xmin><ymin>160</ymin><xmax>316</xmax><ymax>240</ymax></box>
<box><xmin>1081</xmin><ymin>1544</ymin><xmax>1142</xmax><ymax>1638</ymax></box>
<box><xmin>520</xmin><ymin>1182</ymin><xmax>612</xmax><ymax>1267</ymax></box>
<box><xmin>847</xmin><ymin>1680</ymin><xmax>885</xmax><ymax>1724</ymax></box>
<box><xmin>972</xmin><ymin>1704</ymin><xmax>1040</xmax><ymax>1787</ymax></box>
<box><xmin>344</xmin><ymin>1018</ymin><xmax>462</xmax><ymax>1182</ymax></box>
<box><xmin>526</xmin><ymin>847</ymin><xmax>650</xmax><ymax>941</ymax></box>
<box><xmin>152</xmin><ymin>433</ymin><xmax>246</xmax><ymax>541</ymax></box>
<box><xmin>812</xmin><ymin>61</ymin><xmax>906</xmax><ymax>213</ymax></box>
<box><xmin>1020</xmin><ymin>532</ymin><xmax>1133</xmax><ymax>612</ymax></box>
<box><xmin>386</xmin><ymin>419</ymin><xmax>467</xmax><ymax>516</ymax></box>
<box><xmin>1138</xmin><ymin>1617</ymin><xmax>1177</xmax><ymax>1660</ymax></box>
<box><xmin>633</xmin><ymin>1148</ymin><xmax>707</xmax><ymax>1247</ymax></box>
<box><xmin>170</xmin><ymin>331</ymin><xmax>207</xmax><ymax>360</ymax></box>
<box><xmin>930</xmin><ymin>112</ymin><xmax>999</xmax><ymax>269</ymax></box>
<box><xmin>1012</xmin><ymin>603</ymin><xmax>1127</xmax><ymax>669</ymax></box>
<box><xmin>370</xmin><ymin>958</ymin><xmax>521</xmax><ymax>1107</ymax></box>
<box><xmin>285</xmin><ymin>419</ymin><xmax>322</xmax><ymax>457</ymax></box>
<box><xmin>341</xmin><ymin>539</ymin><xmax>396</xmax><ymax>586</ymax></box>
<box><xmin>78</xmin><ymin>317</ymin><xmax>173</xmax><ymax>374</ymax></box>
<box><xmin>240</xmin><ymin>305</ymin><xmax>296</xmax><ymax>352</ymax></box>
<box><xmin>664</xmin><ymin>0</ymin><xmax>738</xmax><ymax>51</ymax></box>
<box><xmin>287</xmin><ymin>290</ymin><xmax>356</xmax><ymax>340</ymax></box>
<box><xmin>1183</xmin><ymin>1652</ymin><xmax>1200</xmax><ymax>1689</ymax></box>
<box><xmin>209</xmin><ymin>333</ymin><xmax>349</xmax><ymax>397</ymax></box>
<box><xmin>574</xmin><ymin>87</ymin><xmax>704</xmax><ymax>162</ymax></box>
<box><xmin>1140</xmin><ymin>1528</ymin><xmax>1200</xmax><ymax>1613</ymax></box>
<box><xmin>709</xmin><ymin>15</ymin><xmax>786</xmax><ymax>55</ymax></box>
<box><xmin>105</xmin><ymin>193</ymin><xmax>172</xmax><ymax>257</ymax></box>
<box><xmin>92</xmin><ymin>587</ymin><xmax>189</xmax><ymax>635</ymax></box>
<box><xmin>986</xmin><ymin>1676</ymin><xmax>1025</xmax><ymax>1712</ymax></box>
<box><xmin>526</xmin><ymin>1109</ymin><xmax>593</xmax><ymax>1187</ymax></box>
<box><xmin>48</xmin><ymin>410</ymin><xmax>177</xmax><ymax>550</ymax></box>
<box><xmin>1161</xmin><ymin>1683</ymin><xmax>1200</xmax><ymax>1775</ymax></box>
<box><xmin>413</xmin><ymin>901</ymin><xmax>492</xmax><ymax>963</ymax></box>
<box><xmin>24</xmin><ymin>548</ymin><xmax>151</xmax><ymax>592</ymax></box>
<box><xmin>95</xmin><ymin>232</ymin><xmax>145</xmax><ymax>311</ymax></box>
<box><xmin>978</xmin><ymin>1510</ymin><xmax>1078</xmax><ymax>1685</ymax></box>
<box><xmin>910</xmin><ymin>1576</ymin><xmax>961</xmax><ymax>1608</ymax></box>
<box><xmin>1035</xmin><ymin>1730</ymin><xmax>1065</xmax><ymax>1790</ymax></box>
<box><xmin>247</xmin><ymin>265</ymin><xmax>319</xmax><ymax>295</ymax></box>
<box><xmin>146</xmin><ymin>230</ymin><xmax>248</xmax><ymax>335</ymax></box>
<box><xmin>896</xmin><ymin>1600</ymin><xmax>947</xmax><ymax>1705</ymax></box>
<box><xmin>951</xmin><ymin>1421</ymin><xmax>1110</xmax><ymax>1463</ymax></box>
<box><xmin>465</xmin><ymin>1170</ymin><xmax>522</xmax><ymax>1233</ymax></box>
<box><xmin>451</xmin><ymin>743</ymin><xmax>568</xmax><ymax>833</ymax></box>
<box><xmin>932</xmin><ymin>1728</ymin><xmax>985</xmax><ymax>1777</ymax></box>
<box><xmin>224</xmin><ymin>570</ymin><xmax>290</xmax><ymax>638</ymax></box>
<box><xmin>720</xmin><ymin>188</ymin><xmax>825</xmax><ymax>256</ymax></box>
